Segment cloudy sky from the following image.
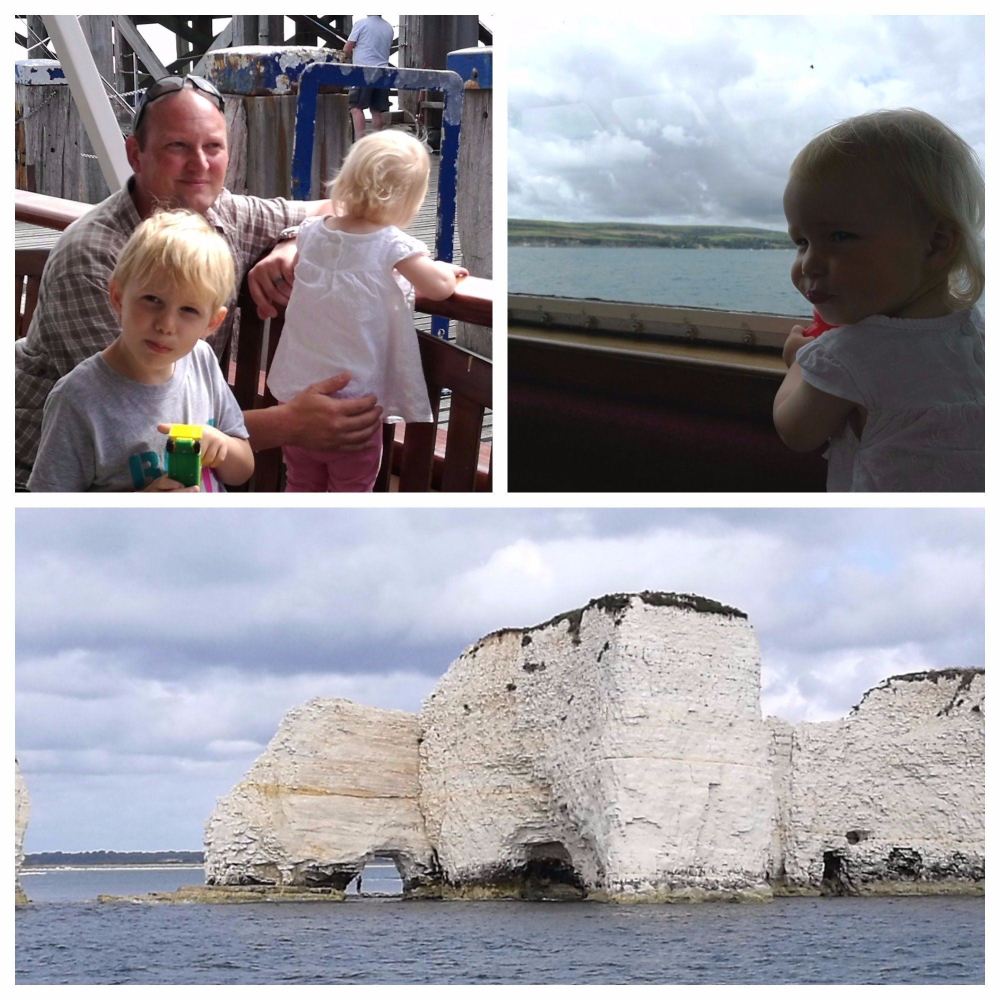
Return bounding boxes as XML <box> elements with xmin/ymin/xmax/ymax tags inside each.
<box><xmin>15</xmin><ymin>507</ymin><xmax>983</xmax><ymax>852</ymax></box>
<box><xmin>508</xmin><ymin>14</ymin><xmax>985</xmax><ymax>228</ymax></box>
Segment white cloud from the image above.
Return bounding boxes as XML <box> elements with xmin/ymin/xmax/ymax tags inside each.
<box><xmin>508</xmin><ymin>14</ymin><xmax>984</xmax><ymax>226</ymax></box>
<box><xmin>16</xmin><ymin>508</ymin><xmax>983</xmax><ymax>849</ymax></box>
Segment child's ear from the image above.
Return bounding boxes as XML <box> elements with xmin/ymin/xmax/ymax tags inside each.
<box><xmin>927</xmin><ymin>221</ymin><xmax>959</xmax><ymax>269</ymax></box>
<box><xmin>205</xmin><ymin>306</ymin><xmax>228</xmax><ymax>335</ymax></box>
<box><xmin>108</xmin><ymin>279</ymin><xmax>123</xmax><ymax>317</ymax></box>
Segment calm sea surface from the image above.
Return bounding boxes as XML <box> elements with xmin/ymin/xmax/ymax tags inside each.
<box><xmin>16</xmin><ymin>867</ymin><xmax>984</xmax><ymax>985</ymax></box>
<box><xmin>509</xmin><ymin>246</ymin><xmax>811</xmax><ymax>316</ymax></box>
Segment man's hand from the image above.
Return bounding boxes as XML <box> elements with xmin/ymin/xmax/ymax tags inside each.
<box><xmin>286</xmin><ymin>372</ymin><xmax>383</xmax><ymax>451</ymax></box>
<box><xmin>247</xmin><ymin>240</ymin><xmax>298</xmax><ymax>320</ymax></box>
<box><xmin>782</xmin><ymin>324</ymin><xmax>811</xmax><ymax>368</ymax></box>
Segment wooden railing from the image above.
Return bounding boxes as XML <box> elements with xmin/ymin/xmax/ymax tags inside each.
<box><xmin>509</xmin><ymin>293</ymin><xmax>825</xmax><ymax>492</ymax></box>
<box><xmin>15</xmin><ymin>190</ymin><xmax>92</xmax><ymax>231</ymax></box>
<box><xmin>232</xmin><ymin>282</ymin><xmax>492</xmax><ymax>492</ymax></box>
<box><xmin>15</xmin><ymin>190</ymin><xmax>493</xmax><ymax>492</ymax></box>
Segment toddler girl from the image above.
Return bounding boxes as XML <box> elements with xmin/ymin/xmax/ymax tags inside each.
<box><xmin>773</xmin><ymin>108</ymin><xmax>984</xmax><ymax>492</ymax></box>
<box><xmin>267</xmin><ymin>130</ymin><xmax>467</xmax><ymax>491</ymax></box>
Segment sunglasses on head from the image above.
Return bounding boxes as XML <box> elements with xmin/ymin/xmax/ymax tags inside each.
<box><xmin>132</xmin><ymin>75</ymin><xmax>225</xmax><ymax>132</ymax></box>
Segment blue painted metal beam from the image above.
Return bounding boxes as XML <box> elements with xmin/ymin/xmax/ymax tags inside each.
<box><xmin>201</xmin><ymin>45</ymin><xmax>343</xmax><ymax>96</ymax></box>
<box><xmin>291</xmin><ymin>63</ymin><xmax>465</xmax><ymax>338</ymax></box>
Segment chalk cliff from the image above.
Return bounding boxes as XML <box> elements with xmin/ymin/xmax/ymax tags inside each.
<box><xmin>768</xmin><ymin>669</ymin><xmax>985</xmax><ymax>894</ymax></box>
<box><xmin>420</xmin><ymin>592</ymin><xmax>775</xmax><ymax>900</ymax></box>
<box><xmin>15</xmin><ymin>760</ymin><xmax>30</xmax><ymax>904</ymax></box>
<box><xmin>204</xmin><ymin>699</ymin><xmax>437</xmax><ymax>892</ymax></box>
<box><xmin>205</xmin><ymin>594</ymin><xmax>984</xmax><ymax>901</ymax></box>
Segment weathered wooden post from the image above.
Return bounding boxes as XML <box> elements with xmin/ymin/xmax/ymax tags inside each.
<box><xmin>199</xmin><ymin>47</ymin><xmax>352</xmax><ymax>199</ymax></box>
<box><xmin>15</xmin><ymin>15</ymin><xmax>123</xmax><ymax>203</ymax></box>
<box><xmin>448</xmin><ymin>47</ymin><xmax>492</xmax><ymax>357</ymax></box>
<box><xmin>397</xmin><ymin>15</ymin><xmax>479</xmax><ymax>130</ymax></box>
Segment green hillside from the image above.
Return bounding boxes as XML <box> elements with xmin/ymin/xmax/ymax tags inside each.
<box><xmin>509</xmin><ymin>219</ymin><xmax>790</xmax><ymax>250</ymax></box>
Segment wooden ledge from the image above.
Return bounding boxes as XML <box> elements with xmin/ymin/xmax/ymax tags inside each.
<box><xmin>15</xmin><ymin>189</ymin><xmax>91</xmax><ymax>230</ymax></box>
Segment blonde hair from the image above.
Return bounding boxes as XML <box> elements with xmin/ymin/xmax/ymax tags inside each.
<box><xmin>327</xmin><ymin>130</ymin><xmax>431</xmax><ymax>226</ymax></box>
<box><xmin>112</xmin><ymin>209</ymin><xmax>235</xmax><ymax>312</ymax></box>
<box><xmin>790</xmin><ymin>109</ymin><xmax>984</xmax><ymax>309</ymax></box>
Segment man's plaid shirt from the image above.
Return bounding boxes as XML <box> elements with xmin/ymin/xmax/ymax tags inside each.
<box><xmin>15</xmin><ymin>180</ymin><xmax>307</xmax><ymax>488</ymax></box>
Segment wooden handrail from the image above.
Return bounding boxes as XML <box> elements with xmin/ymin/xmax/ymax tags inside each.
<box><xmin>15</xmin><ymin>189</ymin><xmax>91</xmax><ymax>231</ymax></box>
<box><xmin>15</xmin><ymin>189</ymin><xmax>494</xmax><ymax>328</ymax></box>
<box><xmin>416</xmin><ymin>275</ymin><xmax>493</xmax><ymax>328</ymax></box>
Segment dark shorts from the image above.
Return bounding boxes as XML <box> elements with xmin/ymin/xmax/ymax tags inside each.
<box><xmin>348</xmin><ymin>86</ymin><xmax>391</xmax><ymax>112</ymax></box>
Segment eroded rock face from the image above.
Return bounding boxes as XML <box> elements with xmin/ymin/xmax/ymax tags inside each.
<box><xmin>15</xmin><ymin>760</ymin><xmax>30</xmax><ymax>904</ymax></box>
<box><xmin>768</xmin><ymin>669</ymin><xmax>985</xmax><ymax>894</ymax></box>
<box><xmin>419</xmin><ymin>592</ymin><xmax>776</xmax><ymax>900</ymax></box>
<box><xmin>204</xmin><ymin>594</ymin><xmax>984</xmax><ymax>901</ymax></box>
<box><xmin>204</xmin><ymin>699</ymin><xmax>437</xmax><ymax>891</ymax></box>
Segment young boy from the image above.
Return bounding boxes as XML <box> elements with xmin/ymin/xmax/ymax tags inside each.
<box><xmin>28</xmin><ymin>210</ymin><xmax>254</xmax><ymax>492</ymax></box>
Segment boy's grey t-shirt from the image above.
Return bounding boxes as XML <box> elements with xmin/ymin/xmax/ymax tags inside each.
<box><xmin>28</xmin><ymin>340</ymin><xmax>248</xmax><ymax>492</ymax></box>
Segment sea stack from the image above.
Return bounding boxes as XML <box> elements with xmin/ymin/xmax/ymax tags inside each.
<box><xmin>15</xmin><ymin>760</ymin><xmax>30</xmax><ymax>905</ymax></box>
<box><xmin>420</xmin><ymin>592</ymin><xmax>774</xmax><ymax>900</ymax></box>
<box><xmin>205</xmin><ymin>593</ymin><xmax>985</xmax><ymax>901</ymax></box>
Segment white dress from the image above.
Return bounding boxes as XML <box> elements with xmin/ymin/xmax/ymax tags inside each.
<box><xmin>796</xmin><ymin>309</ymin><xmax>984</xmax><ymax>492</ymax></box>
<box><xmin>267</xmin><ymin>218</ymin><xmax>434</xmax><ymax>423</ymax></box>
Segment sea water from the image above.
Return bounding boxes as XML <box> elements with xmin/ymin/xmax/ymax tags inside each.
<box><xmin>15</xmin><ymin>867</ymin><xmax>984</xmax><ymax>985</ymax></box>
<box><xmin>509</xmin><ymin>246</ymin><xmax>811</xmax><ymax>316</ymax></box>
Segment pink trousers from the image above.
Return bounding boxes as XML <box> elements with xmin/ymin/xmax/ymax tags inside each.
<box><xmin>282</xmin><ymin>427</ymin><xmax>383</xmax><ymax>492</ymax></box>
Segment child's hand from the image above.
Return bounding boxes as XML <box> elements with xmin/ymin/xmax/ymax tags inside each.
<box><xmin>782</xmin><ymin>324</ymin><xmax>811</xmax><ymax>368</ymax></box>
<box><xmin>195</xmin><ymin>425</ymin><xmax>230</xmax><ymax>469</ymax></box>
<box><xmin>451</xmin><ymin>264</ymin><xmax>470</xmax><ymax>281</ymax></box>
<box><xmin>143</xmin><ymin>475</ymin><xmax>199</xmax><ymax>492</ymax></box>
<box><xmin>155</xmin><ymin>423</ymin><xmax>228</xmax><ymax>469</ymax></box>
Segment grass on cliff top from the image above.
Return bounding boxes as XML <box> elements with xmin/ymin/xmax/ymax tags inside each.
<box><xmin>509</xmin><ymin>219</ymin><xmax>792</xmax><ymax>250</ymax></box>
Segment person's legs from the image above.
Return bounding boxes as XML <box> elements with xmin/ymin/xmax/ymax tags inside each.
<box><xmin>371</xmin><ymin>88</ymin><xmax>391</xmax><ymax>131</ymax></box>
<box><xmin>324</xmin><ymin>426</ymin><xmax>384</xmax><ymax>492</ymax></box>
<box><xmin>348</xmin><ymin>86</ymin><xmax>368</xmax><ymax>140</ymax></box>
<box><xmin>282</xmin><ymin>445</ymin><xmax>334</xmax><ymax>492</ymax></box>
<box><xmin>351</xmin><ymin>105</ymin><xmax>367</xmax><ymax>139</ymax></box>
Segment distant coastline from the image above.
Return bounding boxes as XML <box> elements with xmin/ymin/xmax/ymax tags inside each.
<box><xmin>509</xmin><ymin>219</ymin><xmax>791</xmax><ymax>250</ymax></box>
<box><xmin>24</xmin><ymin>850</ymin><xmax>204</xmax><ymax>869</ymax></box>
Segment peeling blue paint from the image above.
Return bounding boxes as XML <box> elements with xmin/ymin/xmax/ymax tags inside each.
<box><xmin>15</xmin><ymin>60</ymin><xmax>66</xmax><ymax>85</ymax></box>
<box><xmin>447</xmin><ymin>47</ymin><xmax>492</xmax><ymax>90</ymax></box>
<box><xmin>201</xmin><ymin>46</ymin><xmax>344</xmax><ymax>96</ymax></box>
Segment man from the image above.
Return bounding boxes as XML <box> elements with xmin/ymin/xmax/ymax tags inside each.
<box><xmin>15</xmin><ymin>74</ymin><xmax>382</xmax><ymax>490</ymax></box>
<box><xmin>344</xmin><ymin>15</ymin><xmax>394</xmax><ymax>137</ymax></box>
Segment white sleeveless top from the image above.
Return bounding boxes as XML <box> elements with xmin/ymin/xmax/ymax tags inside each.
<box><xmin>267</xmin><ymin>218</ymin><xmax>434</xmax><ymax>423</ymax></box>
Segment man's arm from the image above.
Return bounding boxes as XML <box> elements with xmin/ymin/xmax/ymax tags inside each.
<box><xmin>343</xmin><ymin>39</ymin><xmax>356</xmax><ymax>61</ymax></box>
<box><xmin>245</xmin><ymin>203</ymin><xmax>331</xmax><ymax>319</ymax></box>
<box><xmin>16</xmin><ymin>244</ymin><xmax>124</xmax><ymax>486</ymax></box>
<box><xmin>22</xmin><ymin>259</ymin><xmax>122</xmax><ymax>375</ymax></box>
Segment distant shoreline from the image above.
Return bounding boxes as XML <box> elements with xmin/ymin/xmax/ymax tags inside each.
<box><xmin>24</xmin><ymin>851</ymin><xmax>204</xmax><ymax>869</ymax></box>
<box><xmin>23</xmin><ymin>864</ymin><xmax>205</xmax><ymax>873</ymax></box>
<box><xmin>509</xmin><ymin>219</ymin><xmax>791</xmax><ymax>250</ymax></box>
